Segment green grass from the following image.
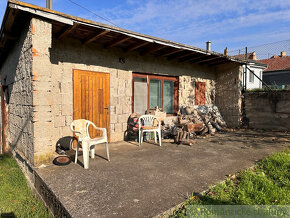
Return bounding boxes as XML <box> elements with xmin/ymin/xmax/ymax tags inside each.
<box><xmin>172</xmin><ymin>149</ymin><xmax>290</xmax><ymax>217</ymax></box>
<box><xmin>0</xmin><ymin>155</ymin><xmax>52</xmax><ymax>217</ymax></box>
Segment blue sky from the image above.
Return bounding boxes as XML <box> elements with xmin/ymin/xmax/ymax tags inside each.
<box><xmin>1</xmin><ymin>0</ymin><xmax>290</xmax><ymax>56</ymax></box>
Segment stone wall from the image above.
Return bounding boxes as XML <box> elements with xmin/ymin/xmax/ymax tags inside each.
<box><xmin>215</xmin><ymin>63</ymin><xmax>243</xmax><ymax>127</ymax></box>
<box><xmin>0</xmin><ymin>18</ymin><xmax>34</xmax><ymax>163</ymax></box>
<box><xmin>244</xmin><ymin>91</ymin><xmax>290</xmax><ymax>130</ymax></box>
<box><xmin>179</xmin><ymin>76</ymin><xmax>215</xmax><ymax>106</ymax></box>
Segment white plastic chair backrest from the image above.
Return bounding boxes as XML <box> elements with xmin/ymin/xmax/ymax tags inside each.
<box><xmin>139</xmin><ymin>115</ymin><xmax>159</xmax><ymax>129</ymax></box>
<box><xmin>71</xmin><ymin>119</ymin><xmax>90</xmax><ymax>140</ymax></box>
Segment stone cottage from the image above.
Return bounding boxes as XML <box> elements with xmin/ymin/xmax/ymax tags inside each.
<box><xmin>0</xmin><ymin>0</ymin><xmax>244</xmax><ymax>167</ymax></box>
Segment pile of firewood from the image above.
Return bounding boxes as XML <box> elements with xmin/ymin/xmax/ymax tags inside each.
<box><xmin>162</xmin><ymin>105</ymin><xmax>227</xmax><ymax>145</ymax></box>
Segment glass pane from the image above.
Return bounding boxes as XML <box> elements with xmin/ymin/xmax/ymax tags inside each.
<box><xmin>133</xmin><ymin>77</ymin><xmax>147</xmax><ymax>83</ymax></box>
<box><xmin>134</xmin><ymin>82</ymin><xmax>148</xmax><ymax>115</ymax></box>
<box><xmin>150</xmin><ymin>79</ymin><xmax>161</xmax><ymax>109</ymax></box>
<box><xmin>163</xmin><ymin>81</ymin><xmax>174</xmax><ymax>113</ymax></box>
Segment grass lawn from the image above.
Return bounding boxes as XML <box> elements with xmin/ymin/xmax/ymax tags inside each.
<box><xmin>0</xmin><ymin>154</ymin><xmax>52</xmax><ymax>217</ymax></box>
<box><xmin>172</xmin><ymin>148</ymin><xmax>290</xmax><ymax>217</ymax></box>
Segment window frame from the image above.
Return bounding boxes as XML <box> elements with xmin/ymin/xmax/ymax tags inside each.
<box><xmin>249</xmin><ymin>71</ymin><xmax>254</xmax><ymax>83</ymax></box>
<box><xmin>132</xmin><ymin>73</ymin><xmax>179</xmax><ymax>115</ymax></box>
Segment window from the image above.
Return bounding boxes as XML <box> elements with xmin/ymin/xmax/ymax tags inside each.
<box><xmin>249</xmin><ymin>71</ymin><xmax>254</xmax><ymax>83</ymax></box>
<box><xmin>132</xmin><ymin>73</ymin><xmax>178</xmax><ymax>115</ymax></box>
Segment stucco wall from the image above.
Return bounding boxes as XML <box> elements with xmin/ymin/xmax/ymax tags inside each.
<box><xmin>215</xmin><ymin>63</ymin><xmax>243</xmax><ymax>127</ymax></box>
<box><xmin>0</xmin><ymin>18</ymin><xmax>34</xmax><ymax>163</ymax></box>
<box><xmin>244</xmin><ymin>91</ymin><xmax>290</xmax><ymax>130</ymax></box>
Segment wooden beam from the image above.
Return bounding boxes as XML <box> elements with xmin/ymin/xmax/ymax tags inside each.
<box><xmin>167</xmin><ymin>52</ymin><xmax>193</xmax><ymax>60</ymax></box>
<box><xmin>208</xmin><ymin>59</ymin><xmax>230</xmax><ymax>67</ymax></box>
<box><xmin>83</xmin><ymin>29</ymin><xmax>110</xmax><ymax>45</ymax></box>
<box><xmin>157</xmin><ymin>49</ymin><xmax>182</xmax><ymax>57</ymax></box>
<box><xmin>141</xmin><ymin>44</ymin><xmax>167</xmax><ymax>55</ymax></box>
<box><xmin>105</xmin><ymin>36</ymin><xmax>132</xmax><ymax>49</ymax></box>
<box><xmin>179</xmin><ymin>54</ymin><xmax>205</xmax><ymax>62</ymax></box>
<box><xmin>198</xmin><ymin>56</ymin><xmax>221</xmax><ymax>65</ymax></box>
<box><xmin>190</xmin><ymin>55</ymin><xmax>216</xmax><ymax>64</ymax></box>
<box><xmin>56</xmin><ymin>23</ymin><xmax>79</xmax><ymax>40</ymax></box>
<box><xmin>3</xmin><ymin>32</ymin><xmax>17</xmax><ymax>41</ymax></box>
<box><xmin>126</xmin><ymin>41</ymin><xmax>150</xmax><ymax>52</ymax></box>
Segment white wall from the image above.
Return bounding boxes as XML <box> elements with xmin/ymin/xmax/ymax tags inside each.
<box><xmin>242</xmin><ymin>64</ymin><xmax>264</xmax><ymax>90</ymax></box>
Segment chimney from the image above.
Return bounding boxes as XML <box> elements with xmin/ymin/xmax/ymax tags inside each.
<box><xmin>280</xmin><ymin>51</ymin><xmax>286</xmax><ymax>57</ymax></box>
<box><xmin>46</xmin><ymin>0</ymin><xmax>52</xmax><ymax>9</ymax></box>
<box><xmin>224</xmin><ymin>47</ymin><xmax>228</xmax><ymax>56</ymax></box>
<box><xmin>206</xmin><ymin>41</ymin><xmax>211</xmax><ymax>51</ymax></box>
<box><xmin>249</xmin><ymin>52</ymin><xmax>257</xmax><ymax>60</ymax></box>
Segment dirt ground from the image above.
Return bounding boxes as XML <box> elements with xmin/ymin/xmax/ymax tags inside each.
<box><xmin>36</xmin><ymin>129</ymin><xmax>289</xmax><ymax>217</ymax></box>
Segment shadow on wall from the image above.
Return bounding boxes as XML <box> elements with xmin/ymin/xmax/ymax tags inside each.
<box><xmin>0</xmin><ymin>18</ymin><xmax>34</xmax><ymax>162</ymax></box>
<box><xmin>49</xmin><ymin>37</ymin><xmax>215</xmax><ymax>80</ymax></box>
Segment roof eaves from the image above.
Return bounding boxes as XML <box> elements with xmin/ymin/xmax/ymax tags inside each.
<box><xmin>5</xmin><ymin>0</ymin><xmax>244</xmax><ymax>64</ymax></box>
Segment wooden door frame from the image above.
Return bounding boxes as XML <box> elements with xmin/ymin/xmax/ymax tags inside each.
<box><xmin>72</xmin><ymin>69</ymin><xmax>110</xmax><ymax>141</ymax></box>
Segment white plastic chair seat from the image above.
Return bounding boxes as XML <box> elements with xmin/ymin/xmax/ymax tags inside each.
<box><xmin>71</xmin><ymin>119</ymin><xmax>110</xmax><ymax>169</ymax></box>
<box><xmin>139</xmin><ymin>115</ymin><xmax>162</xmax><ymax>146</ymax></box>
<box><xmin>87</xmin><ymin>137</ymin><xmax>107</xmax><ymax>145</ymax></box>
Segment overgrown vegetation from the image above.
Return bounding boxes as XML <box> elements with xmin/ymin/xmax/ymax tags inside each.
<box><xmin>0</xmin><ymin>155</ymin><xmax>52</xmax><ymax>217</ymax></box>
<box><xmin>172</xmin><ymin>149</ymin><xmax>290</xmax><ymax>217</ymax></box>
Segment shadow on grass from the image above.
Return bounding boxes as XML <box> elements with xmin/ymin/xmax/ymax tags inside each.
<box><xmin>0</xmin><ymin>212</ymin><xmax>16</xmax><ymax>218</ymax></box>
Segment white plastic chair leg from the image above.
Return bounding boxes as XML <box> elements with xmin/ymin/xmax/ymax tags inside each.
<box><xmin>75</xmin><ymin>143</ymin><xmax>79</xmax><ymax>164</ymax></box>
<box><xmin>90</xmin><ymin>145</ymin><xmax>95</xmax><ymax>159</ymax></box>
<box><xmin>141</xmin><ymin>131</ymin><xmax>144</xmax><ymax>145</ymax></box>
<box><xmin>154</xmin><ymin>131</ymin><xmax>157</xmax><ymax>144</ymax></box>
<box><xmin>105</xmin><ymin>142</ymin><xmax>110</xmax><ymax>161</ymax></box>
<box><xmin>82</xmin><ymin>141</ymin><xmax>90</xmax><ymax>169</ymax></box>
<box><xmin>139</xmin><ymin>131</ymin><xmax>141</xmax><ymax>146</ymax></box>
<box><xmin>158</xmin><ymin>131</ymin><xmax>162</xmax><ymax>146</ymax></box>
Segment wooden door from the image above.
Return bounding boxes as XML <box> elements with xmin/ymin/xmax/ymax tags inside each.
<box><xmin>73</xmin><ymin>70</ymin><xmax>110</xmax><ymax>140</ymax></box>
<box><xmin>195</xmin><ymin>82</ymin><xmax>205</xmax><ymax>105</ymax></box>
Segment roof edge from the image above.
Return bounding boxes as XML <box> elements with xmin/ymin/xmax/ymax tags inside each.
<box><xmin>3</xmin><ymin>0</ymin><xmax>245</xmax><ymax>64</ymax></box>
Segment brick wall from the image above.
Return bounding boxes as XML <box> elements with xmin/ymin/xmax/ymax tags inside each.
<box><xmin>244</xmin><ymin>91</ymin><xmax>290</xmax><ymax>130</ymax></box>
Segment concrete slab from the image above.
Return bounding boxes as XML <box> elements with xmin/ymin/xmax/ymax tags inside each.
<box><xmin>36</xmin><ymin>130</ymin><xmax>289</xmax><ymax>217</ymax></box>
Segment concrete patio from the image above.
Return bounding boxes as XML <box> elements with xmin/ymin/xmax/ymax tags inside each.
<box><xmin>36</xmin><ymin>130</ymin><xmax>289</xmax><ymax>217</ymax></box>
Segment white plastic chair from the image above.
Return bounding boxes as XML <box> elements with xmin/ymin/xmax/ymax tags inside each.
<box><xmin>70</xmin><ymin>119</ymin><xmax>110</xmax><ymax>169</ymax></box>
<box><xmin>138</xmin><ymin>115</ymin><xmax>162</xmax><ymax>146</ymax></box>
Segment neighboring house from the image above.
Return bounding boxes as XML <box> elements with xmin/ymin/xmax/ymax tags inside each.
<box><xmin>233</xmin><ymin>52</ymin><xmax>267</xmax><ymax>90</ymax></box>
<box><xmin>258</xmin><ymin>52</ymin><xmax>290</xmax><ymax>89</ymax></box>
<box><xmin>0</xmin><ymin>1</ymin><xmax>245</xmax><ymax>168</ymax></box>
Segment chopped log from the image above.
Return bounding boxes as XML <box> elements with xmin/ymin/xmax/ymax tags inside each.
<box><xmin>210</xmin><ymin>118</ymin><xmax>223</xmax><ymax>131</ymax></box>
<box><xmin>180</xmin><ymin>139</ymin><xmax>196</xmax><ymax>146</ymax></box>
<box><xmin>186</xmin><ymin>122</ymin><xmax>203</xmax><ymax>132</ymax></box>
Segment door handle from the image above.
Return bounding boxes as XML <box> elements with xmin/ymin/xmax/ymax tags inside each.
<box><xmin>104</xmin><ymin>105</ymin><xmax>109</xmax><ymax>114</ymax></box>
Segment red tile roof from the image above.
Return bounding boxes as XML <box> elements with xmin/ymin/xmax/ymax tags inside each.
<box><xmin>258</xmin><ymin>56</ymin><xmax>290</xmax><ymax>72</ymax></box>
